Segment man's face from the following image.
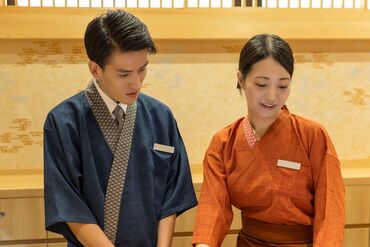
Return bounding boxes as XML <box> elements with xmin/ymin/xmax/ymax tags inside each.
<box><xmin>89</xmin><ymin>49</ymin><xmax>148</xmax><ymax>104</ymax></box>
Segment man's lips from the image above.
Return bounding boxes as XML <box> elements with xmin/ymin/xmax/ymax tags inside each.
<box><xmin>126</xmin><ymin>92</ymin><xmax>138</xmax><ymax>97</ymax></box>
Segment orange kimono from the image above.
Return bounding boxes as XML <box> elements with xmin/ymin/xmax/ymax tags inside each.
<box><xmin>192</xmin><ymin>106</ymin><xmax>345</xmax><ymax>247</ymax></box>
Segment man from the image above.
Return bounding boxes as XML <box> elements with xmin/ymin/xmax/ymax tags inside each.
<box><xmin>44</xmin><ymin>9</ymin><xmax>197</xmax><ymax>247</ymax></box>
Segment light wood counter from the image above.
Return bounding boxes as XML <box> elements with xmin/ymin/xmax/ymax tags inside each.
<box><xmin>340</xmin><ymin>159</ymin><xmax>370</xmax><ymax>186</ymax></box>
<box><xmin>0</xmin><ymin>159</ymin><xmax>369</xmax><ymax>198</ymax></box>
<box><xmin>0</xmin><ymin>159</ymin><xmax>369</xmax><ymax>246</ymax></box>
<box><xmin>0</xmin><ymin>170</ymin><xmax>43</xmax><ymax>199</ymax></box>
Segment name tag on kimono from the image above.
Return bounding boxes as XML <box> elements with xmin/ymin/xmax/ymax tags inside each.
<box><xmin>277</xmin><ymin>159</ymin><xmax>301</xmax><ymax>170</ymax></box>
<box><xmin>153</xmin><ymin>143</ymin><xmax>175</xmax><ymax>154</ymax></box>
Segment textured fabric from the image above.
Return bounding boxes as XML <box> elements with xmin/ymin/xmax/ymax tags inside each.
<box><xmin>243</xmin><ymin>117</ymin><xmax>258</xmax><ymax>148</ymax></box>
<box><xmin>85</xmin><ymin>81</ymin><xmax>137</xmax><ymax>243</ymax></box>
<box><xmin>85</xmin><ymin>81</ymin><xmax>120</xmax><ymax>153</ymax></box>
<box><xmin>104</xmin><ymin>103</ymin><xmax>135</xmax><ymax>243</ymax></box>
<box><xmin>192</xmin><ymin>106</ymin><xmax>344</xmax><ymax>247</ymax></box>
<box><xmin>237</xmin><ymin>216</ymin><xmax>313</xmax><ymax>247</ymax></box>
<box><xmin>44</xmin><ymin>83</ymin><xmax>197</xmax><ymax>246</ymax></box>
<box><xmin>112</xmin><ymin>105</ymin><xmax>125</xmax><ymax>132</ymax></box>
<box><xmin>93</xmin><ymin>79</ymin><xmax>127</xmax><ymax>115</ymax></box>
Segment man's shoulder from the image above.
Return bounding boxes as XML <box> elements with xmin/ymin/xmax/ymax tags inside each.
<box><xmin>138</xmin><ymin>93</ymin><xmax>172</xmax><ymax>115</ymax></box>
<box><xmin>47</xmin><ymin>91</ymin><xmax>87</xmax><ymax>119</ymax></box>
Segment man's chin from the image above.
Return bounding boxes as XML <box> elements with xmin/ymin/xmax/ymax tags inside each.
<box><xmin>120</xmin><ymin>96</ymin><xmax>138</xmax><ymax>105</ymax></box>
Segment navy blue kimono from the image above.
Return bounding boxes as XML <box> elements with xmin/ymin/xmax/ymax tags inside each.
<box><xmin>44</xmin><ymin>91</ymin><xmax>197</xmax><ymax>246</ymax></box>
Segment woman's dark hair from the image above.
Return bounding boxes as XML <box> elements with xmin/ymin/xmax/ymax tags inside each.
<box><xmin>84</xmin><ymin>9</ymin><xmax>157</xmax><ymax>69</ymax></box>
<box><xmin>237</xmin><ymin>34</ymin><xmax>294</xmax><ymax>89</ymax></box>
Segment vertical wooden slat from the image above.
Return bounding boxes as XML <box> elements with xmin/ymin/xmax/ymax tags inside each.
<box><xmin>320</xmin><ymin>0</ymin><xmax>322</xmax><ymax>8</ymax></box>
<box><xmin>252</xmin><ymin>0</ymin><xmax>257</xmax><ymax>6</ymax></box>
<box><xmin>341</xmin><ymin>0</ymin><xmax>344</xmax><ymax>8</ymax></box>
<box><xmin>331</xmin><ymin>0</ymin><xmax>333</xmax><ymax>8</ymax></box>
<box><xmin>288</xmin><ymin>0</ymin><xmax>290</xmax><ymax>8</ymax></box>
<box><xmin>298</xmin><ymin>0</ymin><xmax>301</xmax><ymax>8</ymax></box>
<box><xmin>309</xmin><ymin>0</ymin><xmax>312</xmax><ymax>8</ymax></box>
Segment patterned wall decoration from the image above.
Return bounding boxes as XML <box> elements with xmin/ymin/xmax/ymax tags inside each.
<box><xmin>0</xmin><ymin>40</ymin><xmax>87</xmax><ymax>67</ymax></box>
<box><xmin>0</xmin><ymin>40</ymin><xmax>369</xmax><ymax>170</ymax></box>
<box><xmin>0</xmin><ymin>118</ymin><xmax>42</xmax><ymax>154</ymax></box>
<box><xmin>343</xmin><ymin>88</ymin><xmax>370</xmax><ymax>106</ymax></box>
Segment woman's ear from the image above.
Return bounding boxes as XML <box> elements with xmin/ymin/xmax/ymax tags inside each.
<box><xmin>88</xmin><ymin>61</ymin><xmax>101</xmax><ymax>80</ymax></box>
<box><xmin>237</xmin><ymin>71</ymin><xmax>244</xmax><ymax>88</ymax></box>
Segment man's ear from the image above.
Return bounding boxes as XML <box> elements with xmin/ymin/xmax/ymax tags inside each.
<box><xmin>88</xmin><ymin>61</ymin><xmax>101</xmax><ymax>80</ymax></box>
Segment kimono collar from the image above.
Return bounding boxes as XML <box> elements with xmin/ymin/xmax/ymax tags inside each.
<box><xmin>268</xmin><ymin>105</ymin><xmax>291</xmax><ymax>131</ymax></box>
<box><xmin>243</xmin><ymin>105</ymin><xmax>290</xmax><ymax>147</ymax></box>
<box><xmin>93</xmin><ymin>79</ymin><xmax>127</xmax><ymax>114</ymax></box>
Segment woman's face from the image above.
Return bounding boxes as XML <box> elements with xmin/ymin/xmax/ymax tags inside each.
<box><xmin>238</xmin><ymin>56</ymin><xmax>291</xmax><ymax>123</ymax></box>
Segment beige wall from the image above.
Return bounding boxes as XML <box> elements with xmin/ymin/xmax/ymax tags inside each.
<box><xmin>0</xmin><ymin>40</ymin><xmax>369</xmax><ymax>170</ymax></box>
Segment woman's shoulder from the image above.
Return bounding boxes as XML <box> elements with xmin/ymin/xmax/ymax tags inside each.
<box><xmin>211</xmin><ymin>117</ymin><xmax>245</xmax><ymax>144</ymax></box>
<box><xmin>288</xmin><ymin>111</ymin><xmax>337</xmax><ymax>156</ymax></box>
<box><xmin>289</xmin><ymin>112</ymin><xmax>327</xmax><ymax>135</ymax></box>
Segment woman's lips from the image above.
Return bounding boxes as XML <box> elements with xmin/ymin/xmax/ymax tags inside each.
<box><xmin>260</xmin><ymin>103</ymin><xmax>276</xmax><ymax>109</ymax></box>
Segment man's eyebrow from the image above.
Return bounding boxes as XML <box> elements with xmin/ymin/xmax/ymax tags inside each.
<box><xmin>115</xmin><ymin>61</ymin><xmax>149</xmax><ymax>73</ymax></box>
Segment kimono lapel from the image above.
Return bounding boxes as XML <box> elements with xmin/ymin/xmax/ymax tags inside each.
<box><xmin>84</xmin><ymin>81</ymin><xmax>119</xmax><ymax>152</ymax></box>
<box><xmin>84</xmin><ymin>81</ymin><xmax>138</xmax><ymax>244</ymax></box>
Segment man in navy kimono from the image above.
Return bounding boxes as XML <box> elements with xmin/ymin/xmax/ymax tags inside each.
<box><xmin>43</xmin><ymin>9</ymin><xmax>197</xmax><ymax>247</ymax></box>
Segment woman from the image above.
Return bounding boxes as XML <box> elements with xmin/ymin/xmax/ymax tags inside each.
<box><xmin>192</xmin><ymin>34</ymin><xmax>344</xmax><ymax>247</ymax></box>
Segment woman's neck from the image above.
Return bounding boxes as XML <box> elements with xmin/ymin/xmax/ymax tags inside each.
<box><xmin>248</xmin><ymin>112</ymin><xmax>280</xmax><ymax>139</ymax></box>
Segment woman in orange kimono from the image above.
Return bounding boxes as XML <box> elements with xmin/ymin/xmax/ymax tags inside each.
<box><xmin>192</xmin><ymin>34</ymin><xmax>345</xmax><ymax>247</ymax></box>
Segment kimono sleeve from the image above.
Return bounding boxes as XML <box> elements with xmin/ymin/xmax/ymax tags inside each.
<box><xmin>192</xmin><ymin>134</ymin><xmax>233</xmax><ymax>247</ymax></box>
<box><xmin>43</xmin><ymin>112</ymin><xmax>97</xmax><ymax>245</ymax></box>
<box><xmin>310</xmin><ymin>128</ymin><xmax>345</xmax><ymax>247</ymax></box>
<box><xmin>158</xmin><ymin>121</ymin><xmax>198</xmax><ymax>219</ymax></box>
